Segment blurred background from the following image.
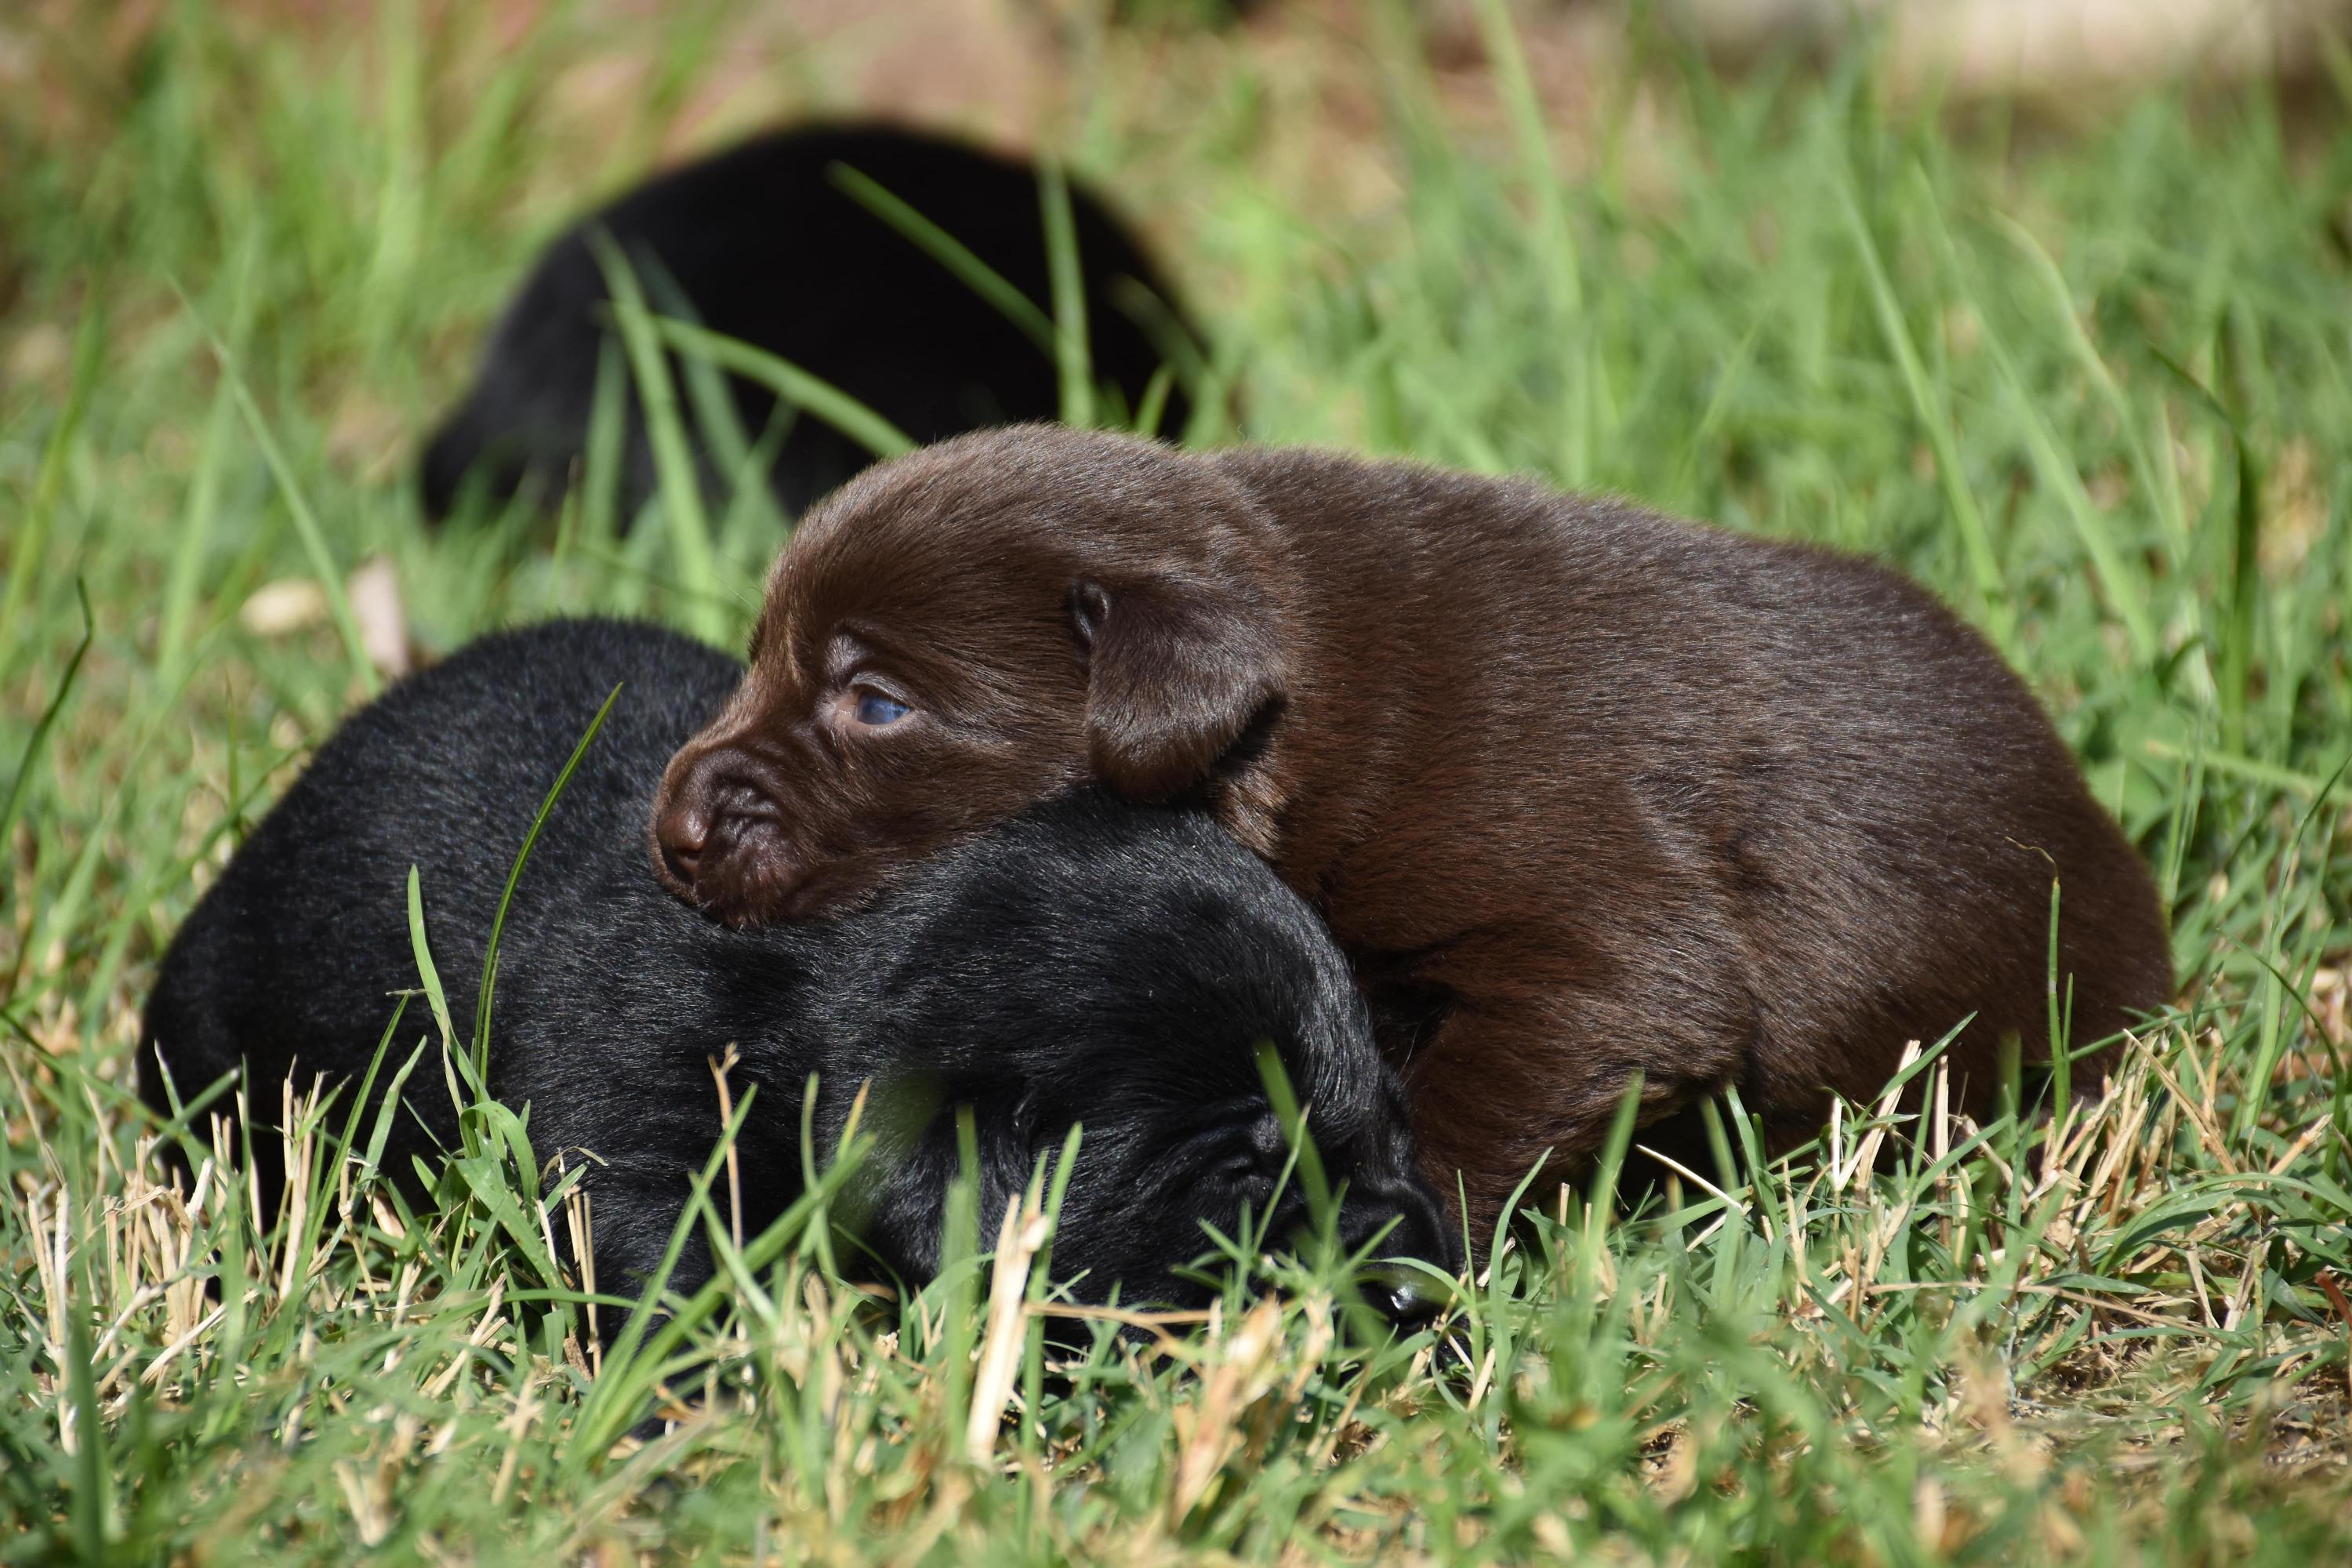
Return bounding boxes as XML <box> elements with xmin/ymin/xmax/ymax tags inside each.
<box><xmin>10</xmin><ymin>1</ymin><xmax>2352</xmax><ymax>487</ymax></box>
<box><xmin>6</xmin><ymin>1</ymin><xmax>2350</xmax><ymax>504</ymax></box>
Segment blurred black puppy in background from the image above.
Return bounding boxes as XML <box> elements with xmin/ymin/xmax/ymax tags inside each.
<box><xmin>420</xmin><ymin>124</ymin><xmax>1200</xmax><ymax>523</ymax></box>
<box><xmin>141</xmin><ymin>621</ymin><xmax>1451</xmax><ymax>1334</ymax></box>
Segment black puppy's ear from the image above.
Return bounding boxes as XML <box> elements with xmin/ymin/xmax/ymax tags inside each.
<box><xmin>1071</xmin><ymin>574</ymin><xmax>1286</xmax><ymax>800</ymax></box>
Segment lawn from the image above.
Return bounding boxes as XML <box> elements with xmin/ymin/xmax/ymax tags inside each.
<box><xmin>3</xmin><ymin>2</ymin><xmax>2350</xmax><ymax>1562</ymax></box>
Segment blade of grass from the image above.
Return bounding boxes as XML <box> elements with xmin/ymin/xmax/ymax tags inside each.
<box><xmin>156</xmin><ymin>239</ymin><xmax>258</xmax><ymax>681</ymax></box>
<box><xmin>1257</xmin><ymin>1043</ymin><xmax>1334</xmax><ymax>1234</ymax></box>
<box><xmin>0</xmin><ymin>301</ymin><xmax>102</xmax><ymax>672</ymax></box>
<box><xmin>1040</xmin><ymin>158</ymin><xmax>1094</xmax><ymax>430</ymax></box>
<box><xmin>405</xmin><ymin>866</ymin><xmax>458</xmax><ymax>1056</ymax></box>
<box><xmin>470</xmin><ymin>684</ymin><xmax>622</xmax><ymax>1076</ymax></box>
<box><xmin>1469</xmin><ymin>0</ymin><xmax>1588</xmax><ymax>481</ymax></box>
<box><xmin>1993</xmin><ymin>212</ymin><xmax>2180</xmax><ymax>574</ymax></box>
<box><xmin>195</xmin><ymin>312</ymin><xmax>379</xmax><ymax>698</ymax></box>
<box><xmin>645</xmin><ymin>317</ymin><xmax>915</xmax><ymax>463</ymax></box>
<box><xmin>0</xmin><ymin>583</ymin><xmax>94</xmax><ymax>889</ymax></box>
<box><xmin>1838</xmin><ymin>178</ymin><xmax>2015</xmax><ymax>656</ymax></box>
<box><xmin>2150</xmin><ymin>340</ymin><xmax>2267</xmax><ymax>753</ymax></box>
<box><xmin>589</xmin><ymin>232</ymin><xmax>724</xmax><ymax>643</ymax></box>
<box><xmin>64</xmin><ymin>1290</ymin><xmax>109</xmax><ymax>1563</ymax></box>
<box><xmin>1948</xmin><ymin>247</ymin><xmax>2160</xmax><ymax>663</ymax></box>
<box><xmin>828</xmin><ymin>161</ymin><xmax>1055</xmax><ymax>354</ymax></box>
<box><xmin>2143</xmin><ymin>738</ymin><xmax>2323</xmax><ymax>797</ymax></box>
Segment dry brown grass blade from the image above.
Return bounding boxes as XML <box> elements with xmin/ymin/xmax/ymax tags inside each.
<box><xmin>708</xmin><ymin>1045</ymin><xmax>743</xmax><ymax>1258</ymax></box>
<box><xmin>1167</xmin><ymin>1296</ymin><xmax>1284</xmax><ymax>1525</ymax></box>
<box><xmin>965</xmin><ymin>1196</ymin><xmax>1051</xmax><ymax>1465</ymax></box>
<box><xmin>1840</xmin><ymin>1038</ymin><xmax>1924</xmax><ymax>1193</ymax></box>
<box><xmin>423</xmin><ymin>1278</ymin><xmax>507</xmax><ymax>1400</ymax></box>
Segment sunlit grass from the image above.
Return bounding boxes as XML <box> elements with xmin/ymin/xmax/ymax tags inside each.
<box><xmin>3</xmin><ymin>2</ymin><xmax>2349</xmax><ymax>1562</ymax></box>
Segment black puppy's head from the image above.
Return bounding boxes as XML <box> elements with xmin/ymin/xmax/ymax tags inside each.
<box><xmin>782</xmin><ymin>793</ymin><xmax>1459</xmax><ymax>1326</ymax></box>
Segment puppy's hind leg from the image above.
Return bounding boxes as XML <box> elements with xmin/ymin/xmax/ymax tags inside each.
<box><xmin>1396</xmin><ymin>979</ymin><xmax>1751</xmax><ymax>1247</ymax></box>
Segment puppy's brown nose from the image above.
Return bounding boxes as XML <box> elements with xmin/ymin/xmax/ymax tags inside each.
<box><xmin>652</xmin><ymin>744</ymin><xmax>797</xmax><ymax>919</ymax></box>
<box><xmin>654</xmin><ymin>792</ymin><xmax>710</xmax><ymax>887</ymax></box>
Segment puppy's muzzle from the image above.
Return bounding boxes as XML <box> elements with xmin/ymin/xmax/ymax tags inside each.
<box><xmin>652</xmin><ymin>745</ymin><xmax>798</xmax><ymax>922</ymax></box>
<box><xmin>1359</xmin><ymin>1265</ymin><xmax>1451</xmax><ymax>1331</ymax></box>
<box><xmin>1338</xmin><ymin>1171</ymin><xmax>1463</xmax><ymax>1330</ymax></box>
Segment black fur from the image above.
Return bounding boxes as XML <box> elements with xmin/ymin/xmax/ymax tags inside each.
<box><xmin>140</xmin><ymin>620</ymin><xmax>1451</xmax><ymax>1328</ymax></box>
<box><xmin>420</xmin><ymin>124</ymin><xmax>1199</xmax><ymax>522</ymax></box>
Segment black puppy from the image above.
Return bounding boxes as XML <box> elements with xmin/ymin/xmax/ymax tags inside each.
<box><xmin>140</xmin><ymin>620</ymin><xmax>1451</xmax><ymax>1328</ymax></box>
<box><xmin>420</xmin><ymin>124</ymin><xmax>1199</xmax><ymax>522</ymax></box>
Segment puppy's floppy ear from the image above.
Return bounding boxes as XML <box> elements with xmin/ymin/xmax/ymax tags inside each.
<box><xmin>1071</xmin><ymin>574</ymin><xmax>1286</xmax><ymax>800</ymax></box>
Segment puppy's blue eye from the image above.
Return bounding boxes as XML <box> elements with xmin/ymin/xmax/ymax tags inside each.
<box><xmin>855</xmin><ymin>691</ymin><xmax>910</xmax><ymax>726</ymax></box>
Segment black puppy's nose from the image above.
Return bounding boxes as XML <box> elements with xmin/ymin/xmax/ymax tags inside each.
<box><xmin>1374</xmin><ymin>1274</ymin><xmax>1446</xmax><ymax>1330</ymax></box>
<box><xmin>1339</xmin><ymin>1176</ymin><xmax>1464</xmax><ymax>1271</ymax></box>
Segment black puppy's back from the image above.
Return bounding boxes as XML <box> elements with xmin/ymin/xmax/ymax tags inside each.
<box><xmin>138</xmin><ymin>621</ymin><xmax>745</xmax><ymax>1196</ymax></box>
<box><xmin>422</xmin><ymin>123</ymin><xmax>1198</xmax><ymax>521</ymax></box>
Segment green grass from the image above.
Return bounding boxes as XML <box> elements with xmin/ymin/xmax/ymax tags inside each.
<box><xmin>5</xmin><ymin>2</ymin><xmax>2352</xmax><ymax>1561</ymax></box>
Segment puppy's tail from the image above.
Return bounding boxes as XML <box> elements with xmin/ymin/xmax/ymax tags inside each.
<box><xmin>418</xmin><ymin>406</ymin><xmax>536</xmax><ymax>522</ymax></box>
<box><xmin>418</xmin><ymin>413</ymin><xmax>479</xmax><ymax>522</ymax></box>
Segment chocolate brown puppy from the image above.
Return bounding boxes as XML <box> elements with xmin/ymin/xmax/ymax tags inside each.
<box><xmin>651</xmin><ymin>426</ymin><xmax>2173</xmax><ymax>1231</ymax></box>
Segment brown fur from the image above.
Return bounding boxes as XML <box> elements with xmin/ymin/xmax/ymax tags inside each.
<box><xmin>652</xmin><ymin>426</ymin><xmax>2173</xmax><ymax>1232</ymax></box>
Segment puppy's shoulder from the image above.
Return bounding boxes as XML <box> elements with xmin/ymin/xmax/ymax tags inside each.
<box><xmin>1208</xmin><ymin>442</ymin><xmax>1453</xmax><ymax>512</ymax></box>
<box><xmin>393</xmin><ymin>619</ymin><xmax>739</xmax><ymax>734</ymax></box>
